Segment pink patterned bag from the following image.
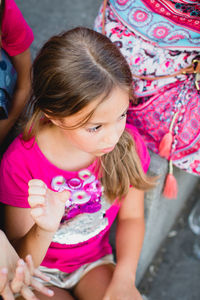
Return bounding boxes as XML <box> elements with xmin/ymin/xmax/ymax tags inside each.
<box><xmin>127</xmin><ymin>77</ymin><xmax>200</xmax><ymax>177</ymax></box>
<box><xmin>98</xmin><ymin>0</ymin><xmax>200</xmax><ymax>198</ymax></box>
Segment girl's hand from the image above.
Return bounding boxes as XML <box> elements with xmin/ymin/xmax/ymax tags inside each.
<box><xmin>103</xmin><ymin>274</ymin><xmax>143</xmax><ymax>300</ymax></box>
<box><xmin>28</xmin><ymin>179</ymin><xmax>70</xmax><ymax>233</ymax></box>
<box><xmin>0</xmin><ymin>255</ymin><xmax>54</xmax><ymax>300</ymax></box>
<box><xmin>103</xmin><ymin>285</ymin><xmax>143</xmax><ymax>300</ymax></box>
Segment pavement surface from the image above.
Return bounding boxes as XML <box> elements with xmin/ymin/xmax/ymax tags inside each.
<box><xmin>139</xmin><ymin>181</ymin><xmax>200</xmax><ymax>300</ymax></box>
<box><xmin>15</xmin><ymin>1</ymin><xmax>200</xmax><ymax>299</ymax></box>
<box><xmin>16</xmin><ymin>0</ymin><xmax>102</xmax><ymax>59</ymax></box>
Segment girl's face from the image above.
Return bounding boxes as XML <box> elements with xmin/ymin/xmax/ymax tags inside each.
<box><xmin>54</xmin><ymin>86</ymin><xmax>130</xmax><ymax>157</ymax></box>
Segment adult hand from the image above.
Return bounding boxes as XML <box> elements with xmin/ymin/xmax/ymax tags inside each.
<box><xmin>28</xmin><ymin>179</ymin><xmax>70</xmax><ymax>233</ymax></box>
<box><xmin>0</xmin><ymin>255</ymin><xmax>54</xmax><ymax>300</ymax></box>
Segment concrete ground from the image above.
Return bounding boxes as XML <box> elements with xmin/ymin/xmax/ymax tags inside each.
<box><xmin>15</xmin><ymin>1</ymin><xmax>200</xmax><ymax>299</ymax></box>
<box><xmin>139</xmin><ymin>181</ymin><xmax>200</xmax><ymax>300</ymax></box>
<box><xmin>15</xmin><ymin>0</ymin><xmax>102</xmax><ymax>59</ymax></box>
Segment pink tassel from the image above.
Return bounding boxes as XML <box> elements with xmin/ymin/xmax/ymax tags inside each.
<box><xmin>163</xmin><ymin>174</ymin><xmax>178</xmax><ymax>199</ymax></box>
<box><xmin>159</xmin><ymin>132</ymin><xmax>173</xmax><ymax>159</ymax></box>
<box><xmin>163</xmin><ymin>160</ymin><xmax>178</xmax><ymax>199</ymax></box>
<box><xmin>159</xmin><ymin>112</ymin><xmax>178</xmax><ymax>159</ymax></box>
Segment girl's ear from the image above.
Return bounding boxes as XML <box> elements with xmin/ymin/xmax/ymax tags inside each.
<box><xmin>44</xmin><ymin>113</ymin><xmax>62</xmax><ymax>127</ymax></box>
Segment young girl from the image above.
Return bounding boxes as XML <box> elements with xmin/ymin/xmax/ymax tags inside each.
<box><xmin>0</xmin><ymin>27</ymin><xmax>154</xmax><ymax>300</ymax></box>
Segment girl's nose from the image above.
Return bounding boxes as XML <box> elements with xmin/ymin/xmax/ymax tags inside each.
<box><xmin>104</xmin><ymin>126</ymin><xmax>120</xmax><ymax>146</ymax></box>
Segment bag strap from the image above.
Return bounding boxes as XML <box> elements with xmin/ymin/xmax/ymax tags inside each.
<box><xmin>101</xmin><ymin>0</ymin><xmax>200</xmax><ymax>88</ymax></box>
<box><xmin>133</xmin><ymin>60</ymin><xmax>200</xmax><ymax>82</ymax></box>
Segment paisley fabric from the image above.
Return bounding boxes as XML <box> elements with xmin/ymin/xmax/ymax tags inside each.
<box><xmin>127</xmin><ymin>77</ymin><xmax>200</xmax><ymax>175</ymax></box>
<box><xmin>109</xmin><ymin>0</ymin><xmax>200</xmax><ymax>49</ymax></box>
<box><xmin>94</xmin><ymin>2</ymin><xmax>200</xmax><ymax>97</ymax></box>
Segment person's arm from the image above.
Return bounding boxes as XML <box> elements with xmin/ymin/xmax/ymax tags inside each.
<box><xmin>103</xmin><ymin>187</ymin><xmax>145</xmax><ymax>300</ymax></box>
<box><xmin>4</xmin><ymin>179</ymin><xmax>70</xmax><ymax>267</ymax></box>
<box><xmin>0</xmin><ymin>230</ymin><xmax>54</xmax><ymax>300</ymax></box>
<box><xmin>0</xmin><ymin>48</ymin><xmax>32</xmax><ymax>145</ymax></box>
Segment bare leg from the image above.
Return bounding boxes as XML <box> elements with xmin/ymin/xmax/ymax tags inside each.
<box><xmin>16</xmin><ymin>286</ymin><xmax>75</xmax><ymax>300</ymax></box>
<box><xmin>73</xmin><ymin>264</ymin><xmax>115</xmax><ymax>300</ymax></box>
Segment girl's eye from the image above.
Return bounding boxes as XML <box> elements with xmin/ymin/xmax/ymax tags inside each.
<box><xmin>119</xmin><ymin>111</ymin><xmax>127</xmax><ymax>120</ymax></box>
<box><xmin>87</xmin><ymin>125</ymin><xmax>102</xmax><ymax>133</ymax></box>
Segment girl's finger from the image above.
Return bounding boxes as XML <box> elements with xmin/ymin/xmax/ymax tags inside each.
<box><xmin>10</xmin><ymin>266</ymin><xmax>25</xmax><ymax>293</ymax></box>
<box><xmin>21</xmin><ymin>285</ymin><xmax>39</xmax><ymax>300</ymax></box>
<box><xmin>17</xmin><ymin>259</ymin><xmax>31</xmax><ymax>284</ymax></box>
<box><xmin>25</xmin><ymin>256</ymin><xmax>54</xmax><ymax>297</ymax></box>
<box><xmin>0</xmin><ymin>269</ymin><xmax>15</xmax><ymax>300</ymax></box>
<box><xmin>33</xmin><ymin>268</ymin><xmax>50</xmax><ymax>282</ymax></box>
<box><xmin>30</xmin><ymin>207</ymin><xmax>45</xmax><ymax>218</ymax></box>
<box><xmin>1</xmin><ymin>285</ymin><xmax>15</xmax><ymax>300</ymax></box>
<box><xmin>25</xmin><ymin>255</ymin><xmax>51</xmax><ymax>283</ymax></box>
<box><xmin>0</xmin><ymin>268</ymin><xmax>8</xmax><ymax>292</ymax></box>
<box><xmin>31</xmin><ymin>278</ymin><xmax>54</xmax><ymax>297</ymax></box>
<box><xmin>0</xmin><ymin>268</ymin><xmax>10</xmax><ymax>300</ymax></box>
<box><xmin>28</xmin><ymin>179</ymin><xmax>46</xmax><ymax>188</ymax></box>
<box><xmin>16</xmin><ymin>259</ymin><xmax>32</xmax><ymax>286</ymax></box>
<box><xmin>25</xmin><ymin>255</ymin><xmax>34</xmax><ymax>276</ymax></box>
<box><xmin>28</xmin><ymin>195</ymin><xmax>45</xmax><ymax>207</ymax></box>
<box><xmin>28</xmin><ymin>185</ymin><xmax>46</xmax><ymax>196</ymax></box>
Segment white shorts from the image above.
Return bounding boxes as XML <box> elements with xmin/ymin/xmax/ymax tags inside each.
<box><xmin>38</xmin><ymin>254</ymin><xmax>115</xmax><ymax>289</ymax></box>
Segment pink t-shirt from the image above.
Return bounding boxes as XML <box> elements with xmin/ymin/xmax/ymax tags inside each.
<box><xmin>0</xmin><ymin>124</ymin><xmax>150</xmax><ymax>273</ymax></box>
<box><xmin>1</xmin><ymin>0</ymin><xmax>34</xmax><ymax>56</ymax></box>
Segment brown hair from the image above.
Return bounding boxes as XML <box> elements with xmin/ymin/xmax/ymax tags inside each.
<box><xmin>24</xmin><ymin>27</ymin><xmax>155</xmax><ymax>201</ymax></box>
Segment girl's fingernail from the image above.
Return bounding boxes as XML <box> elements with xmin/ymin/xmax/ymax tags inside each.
<box><xmin>48</xmin><ymin>290</ymin><xmax>54</xmax><ymax>296</ymax></box>
<box><xmin>18</xmin><ymin>259</ymin><xmax>25</xmax><ymax>266</ymax></box>
<box><xmin>26</xmin><ymin>254</ymin><xmax>32</xmax><ymax>260</ymax></box>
